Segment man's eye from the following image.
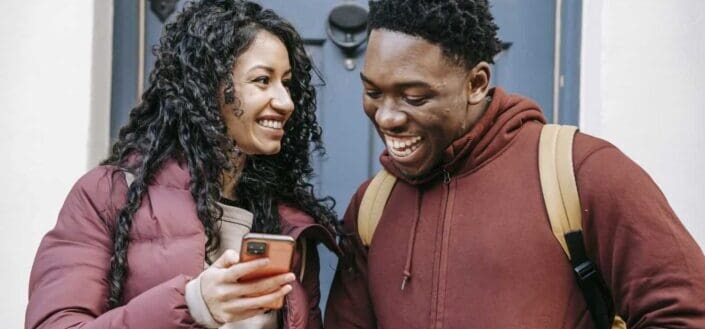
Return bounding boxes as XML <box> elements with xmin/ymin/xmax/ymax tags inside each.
<box><xmin>365</xmin><ymin>90</ymin><xmax>382</xmax><ymax>99</ymax></box>
<box><xmin>404</xmin><ymin>96</ymin><xmax>428</xmax><ymax>106</ymax></box>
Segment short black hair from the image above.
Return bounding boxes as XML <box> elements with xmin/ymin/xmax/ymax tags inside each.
<box><xmin>368</xmin><ymin>0</ymin><xmax>502</xmax><ymax>68</ymax></box>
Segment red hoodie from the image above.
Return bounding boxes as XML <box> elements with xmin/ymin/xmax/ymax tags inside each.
<box><xmin>325</xmin><ymin>88</ymin><xmax>705</xmax><ymax>329</ymax></box>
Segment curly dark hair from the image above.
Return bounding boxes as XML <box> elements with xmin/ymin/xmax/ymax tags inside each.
<box><xmin>102</xmin><ymin>0</ymin><xmax>337</xmax><ymax>309</ymax></box>
<box><xmin>368</xmin><ymin>0</ymin><xmax>503</xmax><ymax>68</ymax></box>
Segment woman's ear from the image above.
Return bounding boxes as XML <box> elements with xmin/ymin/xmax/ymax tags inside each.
<box><xmin>466</xmin><ymin>61</ymin><xmax>491</xmax><ymax>105</ymax></box>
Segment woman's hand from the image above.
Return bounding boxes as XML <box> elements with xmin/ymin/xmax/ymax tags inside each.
<box><xmin>200</xmin><ymin>249</ymin><xmax>296</xmax><ymax>323</ymax></box>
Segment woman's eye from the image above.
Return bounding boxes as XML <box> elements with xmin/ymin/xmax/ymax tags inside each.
<box><xmin>404</xmin><ymin>96</ymin><xmax>428</xmax><ymax>106</ymax></box>
<box><xmin>283</xmin><ymin>80</ymin><xmax>292</xmax><ymax>91</ymax></box>
<box><xmin>253</xmin><ymin>76</ymin><xmax>270</xmax><ymax>85</ymax></box>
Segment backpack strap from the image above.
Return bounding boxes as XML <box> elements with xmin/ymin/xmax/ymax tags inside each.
<box><xmin>539</xmin><ymin>125</ymin><xmax>582</xmax><ymax>255</ymax></box>
<box><xmin>539</xmin><ymin>124</ymin><xmax>626</xmax><ymax>329</ymax></box>
<box><xmin>357</xmin><ymin>169</ymin><xmax>397</xmax><ymax>246</ymax></box>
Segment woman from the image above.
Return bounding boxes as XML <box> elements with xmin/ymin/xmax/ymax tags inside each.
<box><xmin>25</xmin><ymin>1</ymin><xmax>339</xmax><ymax>328</ymax></box>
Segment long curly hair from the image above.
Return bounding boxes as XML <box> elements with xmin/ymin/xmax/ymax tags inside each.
<box><xmin>368</xmin><ymin>0</ymin><xmax>502</xmax><ymax>68</ymax></box>
<box><xmin>102</xmin><ymin>0</ymin><xmax>337</xmax><ymax>309</ymax></box>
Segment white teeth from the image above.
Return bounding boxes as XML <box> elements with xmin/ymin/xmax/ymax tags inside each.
<box><xmin>384</xmin><ymin>135</ymin><xmax>423</xmax><ymax>158</ymax></box>
<box><xmin>257</xmin><ymin>119</ymin><xmax>283</xmax><ymax>129</ymax></box>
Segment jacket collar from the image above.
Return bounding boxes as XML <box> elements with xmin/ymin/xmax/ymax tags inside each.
<box><xmin>148</xmin><ymin>158</ymin><xmax>340</xmax><ymax>252</ymax></box>
<box><xmin>279</xmin><ymin>204</ymin><xmax>340</xmax><ymax>255</ymax></box>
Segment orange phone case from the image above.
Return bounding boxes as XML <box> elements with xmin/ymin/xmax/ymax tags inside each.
<box><xmin>239</xmin><ymin>233</ymin><xmax>295</xmax><ymax>309</ymax></box>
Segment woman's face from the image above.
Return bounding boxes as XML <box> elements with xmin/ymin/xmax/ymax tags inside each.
<box><xmin>219</xmin><ymin>30</ymin><xmax>295</xmax><ymax>155</ymax></box>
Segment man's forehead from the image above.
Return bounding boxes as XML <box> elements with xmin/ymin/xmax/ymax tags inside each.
<box><xmin>367</xmin><ymin>30</ymin><xmax>442</xmax><ymax>62</ymax></box>
<box><xmin>363</xmin><ymin>29</ymin><xmax>464</xmax><ymax>84</ymax></box>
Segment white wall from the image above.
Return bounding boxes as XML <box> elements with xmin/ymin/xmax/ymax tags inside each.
<box><xmin>0</xmin><ymin>0</ymin><xmax>112</xmax><ymax>327</ymax></box>
<box><xmin>581</xmin><ymin>0</ymin><xmax>705</xmax><ymax>248</ymax></box>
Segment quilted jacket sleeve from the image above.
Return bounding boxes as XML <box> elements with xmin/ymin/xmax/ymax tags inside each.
<box><xmin>300</xmin><ymin>238</ymin><xmax>323</xmax><ymax>329</ymax></box>
<box><xmin>575</xmin><ymin>140</ymin><xmax>705</xmax><ymax>328</ymax></box>
<box><xmin>324</xmin><ymin>181</ymin><xmax>378</xmax><ymax>329</ymax></box>
<box><xmin>25</xmin><ymin>167</ymin><xmax>200</xmax><ymax>329</ymax></box>
<box><xmin>283</xmin><ymin>238</ymin><xmax>323</xmax><ymax>329</ymax></box>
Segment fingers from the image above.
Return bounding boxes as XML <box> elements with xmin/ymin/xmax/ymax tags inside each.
<box><xmin>222</xmin><ymin>258</ymin><xmax>270</xmax><ymax>282</ymax></box>
<box><xmin>212</xmin><ymin>304</ymin><xmax>269</xmax><ymax>323</ymax></box>
<box><xmin>209</xmin><ymin>272</ymin><xmax>296</xmax><ymax>302</ymax></box>
<box><xmin>221</xmin><ymin>284</ymin><xmax>293</xmax><ymax>315</ymax></box>
<box><xmin>232</xmin><ymin>273</ymin><xmax>296</xmax><ymax>297</ymax></box>
<box><xmin>238</xmin><ymin>284</ymin><xmax>293</xmax><ymax>309</ymax></box>
<box><xmin>212</xmin><ymin>249</ymin><xmax>239</xmax><ymax>269</ymax></box>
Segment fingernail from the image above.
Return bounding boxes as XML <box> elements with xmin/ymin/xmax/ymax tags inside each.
<box><xmin>286</xmin><ymin>273</ymin><xmax>296</xmax><ymax>281</ymax></box>
<box><xmin>284</xmin><ymin>284</ymin><xmax>293</xmax><ymax>293</ymax></box>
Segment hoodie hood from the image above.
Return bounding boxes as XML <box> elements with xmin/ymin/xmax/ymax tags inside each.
<box><xmin>380</xmin><ymin>87</ymin><xmax>546</xmax><ymax>184</ymax></box>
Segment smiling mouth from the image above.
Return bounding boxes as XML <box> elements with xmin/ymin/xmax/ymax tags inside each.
<box><xmin>256</xmin><ymin>119</ymin><xmax>284</xmax><ymax>130</ymax></box>
<box><xmin>384</xmin><ymin>135</ymin><xmax>423</xmax><ymax>158</ymax></box>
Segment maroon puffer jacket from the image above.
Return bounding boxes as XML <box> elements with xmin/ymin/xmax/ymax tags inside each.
<box><xmin>26</xmin><ymin>159</ymin><xmax>338</xmax><ymax>329</ymax></box>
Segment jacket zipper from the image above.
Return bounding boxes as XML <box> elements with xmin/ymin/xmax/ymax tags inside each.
<box><xmin>432</xmin><ymin>169</ymin><xmax>452</xmax><ymax>329</ymax></box>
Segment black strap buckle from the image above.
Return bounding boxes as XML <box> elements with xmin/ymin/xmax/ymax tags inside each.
<box><xmin>574</xmin><ymin>260</ymin><xmax>597</xmax><ymax>282</ymax></box>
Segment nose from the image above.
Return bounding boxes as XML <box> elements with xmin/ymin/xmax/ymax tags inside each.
<box><xmin>270</xmin><ymin>82</ymin><xmax>295</xmax><ymax>114</ymax></box>
<box><xmin>375</xmin><ymin>99</ymin><xmax>407</xmax><ymax>132</ymax></box>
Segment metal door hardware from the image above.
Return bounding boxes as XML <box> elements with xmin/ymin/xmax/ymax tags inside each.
<box><xmin>326</xmin><ymin>3</ymin><xmax>368</xmax><ymax>70</ymax></box>
<box><xmin>150</xmin><ymin>0</ymin><xmax>178</xmax><ymax>22</ymax></box>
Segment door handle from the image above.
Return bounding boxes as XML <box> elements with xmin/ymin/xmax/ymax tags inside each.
<box><xmin>149</xmin><ymin>0</ymin><xmax>178</xmax><ymax>22</ymax></box>
<box><xmin>326</xmin><ymin>3</ymin><xmax>369</xmax><ymax>70</ymax></box>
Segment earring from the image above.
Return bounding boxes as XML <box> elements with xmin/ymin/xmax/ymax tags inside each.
<box><xmin>233</xmin><ymin>108</ymin><xmax>244</xmax><ymax>118</ymax></box>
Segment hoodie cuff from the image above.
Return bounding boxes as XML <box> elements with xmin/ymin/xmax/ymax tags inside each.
<box><xmin>185</xmin><ymin>274</ymin><xmax>223</xmax><ymax>328</ymax></box>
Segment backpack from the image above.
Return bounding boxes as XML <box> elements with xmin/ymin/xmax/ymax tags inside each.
<box><xmin>357</xmin><ymin>124</ymin><xmax>627</xmax><ymax>329</ymax></box>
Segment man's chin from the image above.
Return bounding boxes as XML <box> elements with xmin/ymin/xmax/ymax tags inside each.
<box><xmin>395</xmin><ymin>163</ymin><xmax>433</xmax><ymax>181</ymax></box>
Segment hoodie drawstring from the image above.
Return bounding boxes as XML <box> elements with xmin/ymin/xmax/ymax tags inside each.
<box><xmin>401</xmin><ymin>188</ymin><xmax>422</xmax><ymax>290</ymax></box>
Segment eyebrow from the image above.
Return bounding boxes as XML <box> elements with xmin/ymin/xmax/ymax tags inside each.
<box><xmin>247</xmin><ymin>65</ymin><xmax>292</xmax><ymax>76</ymax></box>
<box><xmin>360</xmin><ymin>72</ymin><xmax>432</xmax><ymax>89</ymax></box>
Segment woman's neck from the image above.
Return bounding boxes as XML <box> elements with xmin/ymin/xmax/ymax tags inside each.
<box><xmin>221</xmin><ymin>153</ymin><xmax>247</xmax><ymax>201</ymax></box>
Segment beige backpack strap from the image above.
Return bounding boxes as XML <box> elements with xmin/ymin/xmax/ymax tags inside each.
<box><xmin>357</xmin><ymin>169</ymin><xmax>397</xmax><ymax>246</ymax></box>
<box><xmin>539</xmin><ymin>125</ymin><xmax>626</xmax><ymax>329</ymax></box>
<box><xmin>539</xmin><ymin>124</ymin><xmax>581</xmax><ymax>258</ymax></box>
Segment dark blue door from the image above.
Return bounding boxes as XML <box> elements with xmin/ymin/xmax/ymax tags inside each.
<box><xmin>111</xmin><ymin>0</ymin><xmax>577</xmax><ymax>314</ymax></box>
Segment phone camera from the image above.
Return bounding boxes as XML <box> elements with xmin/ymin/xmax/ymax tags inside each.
<box><xmin>246</xmin><ymin>241</ymin><xmax>267</xmax><ymax>255</ymax></box>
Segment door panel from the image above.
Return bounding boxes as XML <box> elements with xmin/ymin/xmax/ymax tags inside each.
<box><xmin>112</xmin><ymin>0</ymin><xmax>573</xmax><ymax>315</ymax></box>
<box><xmin>261</xmin><ymin>1</ymin><xmax>371</xmax><ymax>313</ymax></box>
<box><xmin>491</xmin><ymin>0</ymin><xmax>556</xmax><ymax>122</ymax></box>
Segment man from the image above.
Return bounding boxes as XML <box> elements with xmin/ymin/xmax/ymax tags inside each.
<box><xmin>324</xmin><ymin>0</ymin><xmax>705</xmax><ymax>328</ymax></box>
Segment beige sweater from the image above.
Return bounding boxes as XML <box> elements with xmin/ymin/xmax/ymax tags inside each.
<box><xmin>184</xmin><ymin>202</ymin><xmax>278</xmax><ymax>329</ymax></box>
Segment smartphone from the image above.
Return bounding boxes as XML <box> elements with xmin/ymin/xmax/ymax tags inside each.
<box><xmin>238</xmin><ymin>233</ymin><xmax>295</xmax><ymax>309</ymax></box>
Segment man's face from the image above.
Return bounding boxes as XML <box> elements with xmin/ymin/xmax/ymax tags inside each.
<box><xmin>361</xmin><ymin>29</ymin><xmax>475</xmax><ymax>178</ymax></box>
